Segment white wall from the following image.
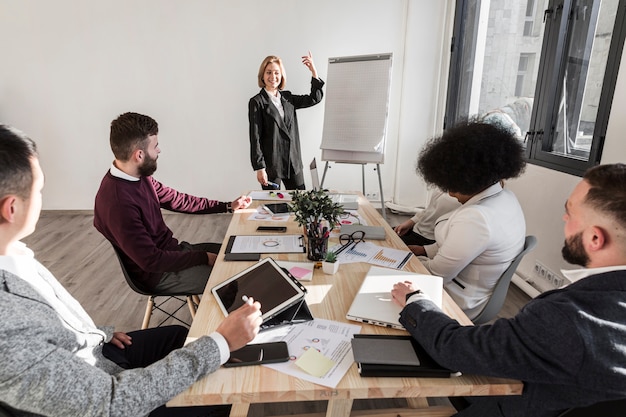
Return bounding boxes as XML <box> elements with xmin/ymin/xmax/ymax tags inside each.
<box><xmin>0</xmin><ymin>0</ymin><xmax>448</xmax><ymax>210</ymax></box>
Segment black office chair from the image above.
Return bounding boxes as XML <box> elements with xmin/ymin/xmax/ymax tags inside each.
<box><xmin>110</xmin><ymin>244</ymin><xmax>199</xmax><ymax>329</ymax></box>
<box><xmin>472</xmin><ymin>235</ymin><xmax>537</xmax><ymax>325</ymax></box>
<box><xmin>557</xmin><ymin>398</ymin><xmax>626</xmax><ymax>416</ymax></box>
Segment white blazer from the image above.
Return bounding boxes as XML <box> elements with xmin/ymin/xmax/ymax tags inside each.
<box><xmin>420</xmin><ymin>183</ymin><xmax>526</xmax><ymax>319</ymax></box>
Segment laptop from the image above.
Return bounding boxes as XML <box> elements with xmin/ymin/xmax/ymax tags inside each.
<box><xmin>346</xmin><ymin>266</ymin><xmax>443</xmax><ymax>329</ymax></box>
<box><xmin>340</xmin><ymin>224</ymin><xmax>386</xmax><ymax>240</ymax></box>
<box><xmin>310</xmin><ymin>158</ymin><xmax>359</xmax><ymax>210</ymax></box>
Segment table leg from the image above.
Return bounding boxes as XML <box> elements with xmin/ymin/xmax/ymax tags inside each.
<box><xmin>326</xmin><ymin>398</ymin><xmax>353</xmax><ymax>417</ymax></box>
<box><xmin>229</xmin><ymin>403</ymin><xmax>250</xmax><ymax>417</ymax></box>
<box><xmin>406</xmin><ymin>398</ymin><xmax>430</xmax><ymax>408</ymax></box>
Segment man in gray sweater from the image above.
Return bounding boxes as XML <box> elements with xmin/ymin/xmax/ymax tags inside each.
<box><xmin>0</xmin><ymin>125</ymin><xmax>262</xmax><ymax>417</ymax></box>
<box><xmin>392</xmin><ymin>163</ymin><xmax>626</xmax><ymax>416</ymax></box>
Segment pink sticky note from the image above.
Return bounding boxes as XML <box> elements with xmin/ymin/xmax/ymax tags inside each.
<box><xmin>289</xmin><ymin>266</ymin><xmax>312</xmax><ymax>279</ymax></box>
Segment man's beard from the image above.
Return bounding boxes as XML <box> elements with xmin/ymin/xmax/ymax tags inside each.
<box><xmin>561</xmin><ymin>231</ymin><xmax>590</xmax><ymax>267</ymax></box>
<box><xmin>138</xmin><ymin>154</ymin><xmax>157</xmax><ymax>177</ymax></box>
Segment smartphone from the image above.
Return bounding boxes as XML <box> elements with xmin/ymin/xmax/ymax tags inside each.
<box><xmin>224</xmin><ymin>342</ymin><xmax>290</xmax><ymax>367</ymax></box>
<box><xmin>256</xmin><ymin>226</ymin><xmax>287</xmax><ymax>233</ymax></box>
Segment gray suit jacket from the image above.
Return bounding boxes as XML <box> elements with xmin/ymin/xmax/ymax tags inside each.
<box><xmin>0</xmin><ymin>269</ymin><xmax>222</xmax><ymax>417</ymax></box>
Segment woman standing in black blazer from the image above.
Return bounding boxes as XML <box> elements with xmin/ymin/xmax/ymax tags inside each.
<box><xmin>248</xmin><ymin>52</ymin><xmax>325</xmax><ymax>190</ymax></box>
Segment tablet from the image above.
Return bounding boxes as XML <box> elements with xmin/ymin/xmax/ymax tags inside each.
<box><xmin>263</xmin><ymin>203</ymin><xmax>290</xmax><ymax>214</ymax></box>
<box><xmin>212</xmin><ymin>257</ymin><xmax>307</xmax><ymax>323</ymax></box>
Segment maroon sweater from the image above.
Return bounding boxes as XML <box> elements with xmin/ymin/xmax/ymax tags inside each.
<box><xmin>94</xmin><ymin>171</ymin><xmax>227</xmax><ymax>290</ymax></box>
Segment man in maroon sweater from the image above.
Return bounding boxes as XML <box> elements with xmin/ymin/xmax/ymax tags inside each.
<box><xmin>94</xmin><ymin>112</ymin><xmax>252</xmax><ymax>294</ymax></box>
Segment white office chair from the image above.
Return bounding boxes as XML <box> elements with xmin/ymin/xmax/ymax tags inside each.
<box><xmin>472</xmin><ymin>235</ymin><xmax>537</xmax><ymax>325</ymax></box>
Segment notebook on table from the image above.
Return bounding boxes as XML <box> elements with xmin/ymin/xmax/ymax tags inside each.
<box><xmin>351</xmin><ymin>334</ymin><xmax>457</xmax><ymax>378</ymax></box>
<box><xmin>345</xmin><ymin>266</ymin><xmax>443</xmax><ymax>329</ymax></box>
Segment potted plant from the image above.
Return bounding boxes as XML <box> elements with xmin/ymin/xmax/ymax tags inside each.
<box><xmin>288</xmin><ymin>189</ymin><xmax>344</xmax><ymax>261</ymax></box>
<box><xmin>322</xmin><ymin>250</ymin><xmax>339</xmax><ymax>275</ymax></box>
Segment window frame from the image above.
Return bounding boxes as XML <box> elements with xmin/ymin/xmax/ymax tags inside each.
<box><xmin>444</xmin><ymin>0</ymin><xmax>626</xmax><ymax>177</ymax></box>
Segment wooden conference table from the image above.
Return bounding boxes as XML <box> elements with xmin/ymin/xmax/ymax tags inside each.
<box><xmin>168</xmin><ymin>193</ymin><xmax>522</xmax><ymax>417</ymax></box>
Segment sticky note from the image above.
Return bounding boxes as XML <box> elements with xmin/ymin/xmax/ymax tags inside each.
<box><xmin>289</xmin><ymin>266</ymin><xmax>313</xmax><ymax>279</ymax></box>
<box><xmin>294</xmin><ymin>348</ymin><xmax>335</xmax><ymax>377</ymax></box>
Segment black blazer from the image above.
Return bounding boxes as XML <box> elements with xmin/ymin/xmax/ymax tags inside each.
<box><xmin>248</xmin><ymin>77</ymin><xmax>324</xmax><ymax>179</ymax></box>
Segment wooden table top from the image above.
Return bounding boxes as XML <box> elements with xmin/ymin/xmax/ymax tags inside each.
<box><xmin>168</xmin><ymin>193</ymin><xmax>522</xmax><ymax>411</ymax></box>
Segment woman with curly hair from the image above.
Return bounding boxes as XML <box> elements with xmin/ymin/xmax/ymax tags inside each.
<box><xmin>410</xmin><ymin>120</ymin><xmax>527</xmax><ymax>320</ymax></box>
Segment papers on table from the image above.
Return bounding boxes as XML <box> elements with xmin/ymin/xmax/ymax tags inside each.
<box><xmin>226</xmin><ymin>235</ymin><xmax>305</xmax><ymax>254</ymax></box>
<box><xmin>334</xmin><ymin>241</ymin><xmax>412</xmax><ymax>270</ymax></box>
<box><xmin>248</xmin><ymin>190</ymin><xmax>292</xmax><ymax>201</ymax></box>
<box><xmin>252</xmin><ymin>318</ymin><xmax>361</xmax><ymax>388</ymax></box>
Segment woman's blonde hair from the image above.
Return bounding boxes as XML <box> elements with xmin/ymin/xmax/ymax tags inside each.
<box><xmin>257</xmin><ymin>55</ymin><xmax>286</xmax><ymax>89</ymax></box>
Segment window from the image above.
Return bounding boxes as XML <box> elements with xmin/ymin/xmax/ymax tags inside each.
<box><xmin>445</xmin><ymin>0</ymin><xmax>626</xmax><ymax>176</ymax></box>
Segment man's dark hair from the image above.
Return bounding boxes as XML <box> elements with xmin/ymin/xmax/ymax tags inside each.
<box><xmin>583</xmin><ymin>163</ymin><xmax>626</xmax><ymax>229</ymax></box>
<box><xmin>110</xmin><ymin>112</ymin><xmax>158</xmax><ymax>161</ymax></box>
<box><xmin>0</xmin><ymin>125</ymin><xmax>38</xmax><ymax>200</ymax></box>
<box><xmin>417</xmin><ymin>120</ymin><xmax>526</xmax><ymax>195</ymax></box>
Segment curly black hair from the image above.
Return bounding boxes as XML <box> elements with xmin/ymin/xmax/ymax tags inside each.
<box><xmin>417</xmin><ymin>120</ymin><xmax>526</xmax><ymax>195</ymax></box>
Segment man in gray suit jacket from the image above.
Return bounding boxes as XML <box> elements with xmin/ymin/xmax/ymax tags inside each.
<box><xmin>392</xmin><ymin>163</ymin><xmax>626</xmax><ymax>416</ymax></box>
<box><xmin>0</xmin><ymin>125</ymin><xmax>262</xmax><ymax>416</ymax></box>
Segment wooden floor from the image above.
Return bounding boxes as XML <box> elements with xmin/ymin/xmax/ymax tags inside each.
<box><xmin>22</xmin><ymin>209</ymin><xmax>531</xmax><ymax>416</ymax></box>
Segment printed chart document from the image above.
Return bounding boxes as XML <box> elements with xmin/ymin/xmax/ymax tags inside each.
<box><xmin>252</xmin><ymin>318</ymin><xmax>361</xmax><ymax>388</ymax></box>
<box><xmin>226</xmin><ymin>235</ymin><xmax>305</xmax><ymax>254</ymax></box>
<box><xmin>334</xmin><ymin>241</ymin><xmax>412</xmax><ymax>269</ymax></box>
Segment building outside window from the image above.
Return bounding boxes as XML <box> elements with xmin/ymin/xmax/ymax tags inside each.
<box><xmin>445</xmin><ymin>0</ymin><xmax>625</xmax><ymax>176</ymax></box>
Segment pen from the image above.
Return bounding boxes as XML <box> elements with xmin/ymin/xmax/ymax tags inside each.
<box><xmin>242</xmin><ymin>295</ymin><xmax>253</xmax><ymax>305</ymax></box>
<box><xmin>267</xmin><ymin>181</ymin><xmax>280</xmax><ymax>189</ymax></box>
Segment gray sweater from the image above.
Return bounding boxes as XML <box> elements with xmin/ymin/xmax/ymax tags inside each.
<box><xmin>400</xmin><ymin>270</ymin><xmax>626</xmax><ymax>417</ymax></box>
<box><xmin>0</xmin><ymin>266</ymin><xmax>222</xmax><ymax>417</ymax></box>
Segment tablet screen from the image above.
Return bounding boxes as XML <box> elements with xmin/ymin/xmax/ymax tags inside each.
<box><xmin>264</xmin><ymin>203</ymin><xmax>290</xmax><ymax>214</ymax></box>
<box><xmin>212</xmin><ymin>258</ymin><xmax>306</xmax><ymax>321</ymax></box>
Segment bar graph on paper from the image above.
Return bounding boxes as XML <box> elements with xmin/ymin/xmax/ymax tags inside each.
<box><xmin>335</xmin><ymin>241</ymin><xmax>412</xmax><ymax>269</ymax></box>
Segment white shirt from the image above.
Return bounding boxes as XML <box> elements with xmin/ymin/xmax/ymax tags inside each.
<box><xmin>110</xmin><ymin>161</ymin><xmax>138</xmax><ymax>181</ymax></box>
<box><xmin>410</xmin><ymin>189</ymin><xmax>461</xmax><ymax>240</ymax></box>
<box><xmin>265</xmin><ymin>88</ymin><xmax>285</xmax><ymax>119</ymax></box>
<box><xmin>561</xmin><ymin>265</ymin><xmax>626</xmax><ymax>283</ymax></box>
<box><xmin>420</xmin><ymin>183</ymin><xmax>526</xmax><ymax>320</ymax></box>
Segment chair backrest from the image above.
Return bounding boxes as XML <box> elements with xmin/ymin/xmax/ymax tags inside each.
<box><xmin>110</xmin><ymin>244</ymin><xmax>153</xmax><ymax>296</ymax></box>
<box><xmin>472</xmin><ymin>235</ymin><xmax>537</xmax><ymax>325</ymax></box>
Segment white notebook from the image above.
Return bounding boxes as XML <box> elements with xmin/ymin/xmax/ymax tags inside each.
<box><xmin>346</xmin><ymin>266</ymin><xmax>443</xmax><ymax>330</ymax></box>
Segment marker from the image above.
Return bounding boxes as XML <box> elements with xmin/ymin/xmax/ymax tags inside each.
<box><xmin>267</xmin><ymin>181</ymin><xmax>280</xmax><ymax>189</ymax></box>
<box><xmin>242</xmin><ymin>295</ymin><xmax>253</xmax><ymax>305</ymax></box>
<box><xmin>262</xmin><ymin>205</ymin><xmax>274</xmax><ymax>215</ymax></box>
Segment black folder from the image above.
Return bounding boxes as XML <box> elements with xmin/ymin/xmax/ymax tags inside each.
<box><xmin>351</xmin><ymin>334</ymin><xmax>457</xmax><ymax>378</ymax></box>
